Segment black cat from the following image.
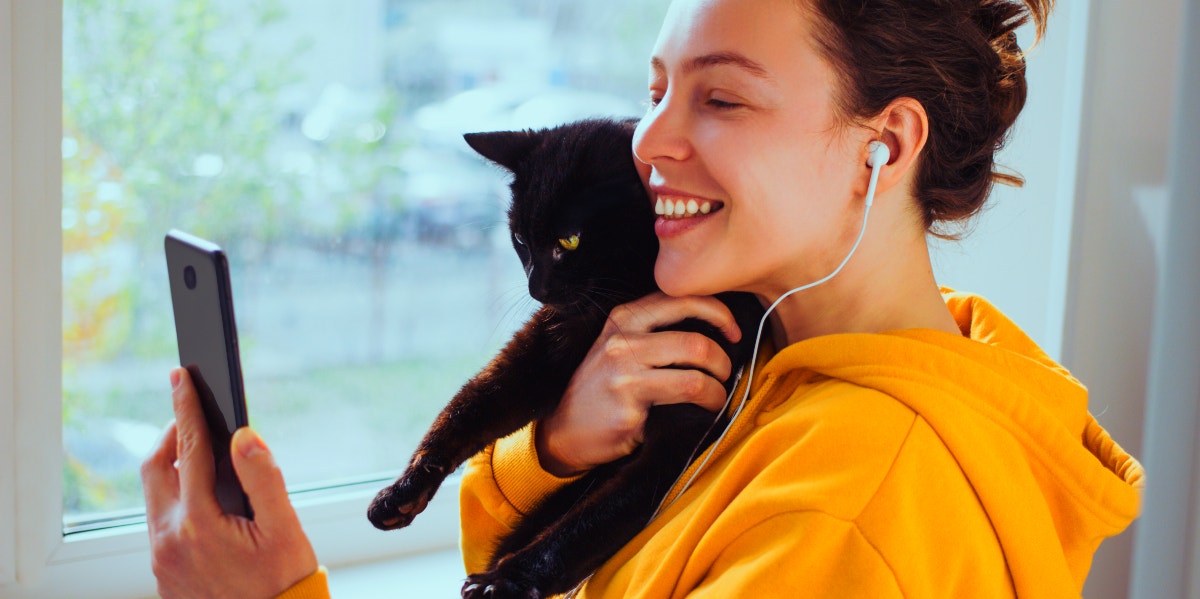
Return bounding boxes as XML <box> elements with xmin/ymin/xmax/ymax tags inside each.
<box><xmin>367</xmin><ymin>117</ymin><xmax>764</xmax><ymax>599</ymax></box>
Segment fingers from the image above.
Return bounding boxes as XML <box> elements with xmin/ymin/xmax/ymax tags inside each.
<box><xmin>594</xmin><ymin>293</ymin><xmax>741</xmax><ymax>411</ymax></box>
<box><xmin>604</xmin><ymin>329</ymin><xmax>733</xmax><ymax>382</ymax></box>
<box><xmin>231</xmin><ymin>428</ymin><xmax>301</xmax><ymax>536</ymax></box>
<box><xmin>170</xmin><ymin>367</ymin><xmax>221</xmax><ymax>518</ymax></box>
<box><xmin>632</xmin><ymin>368</ymin><xmax>730</xmax><ymax>413</ymax></box>
<box><xmin>141</xmin><ymin>420</ymin><xmax>181</xmax><ymax>529</ymax></box>
<box><xmin>600</xmin><ymin>293</ymin><xmax>739</xmax><ymax>389</ymax></box>
<box><xmin>608</xmin><ymin>293</ymin><xmax>742</xmax><ymax>344</ymax></box>
<box><xmin>536</xmin><ymin>293</ymin><xmax>745</xmax><ymax>473</ymax></box>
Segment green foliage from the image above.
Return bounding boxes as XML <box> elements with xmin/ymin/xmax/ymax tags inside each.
<box><xmin>61</xmin><ymin>0</ymin><xmax>305</xmax><ymax>517</ymax></box>
<box><xmin>64</xmin><ymin>0</ymin><xmax>301</xmax><ymax>253</ymax></box>
<box><xmin>61</xmin><ymin>0</ymin><xmax>418</xmax><ymax>517</ymax></box>
<box><xmin>58</xmin><ymin>0</ymin><xmax>666</xmax><ymax>522</ymax></box>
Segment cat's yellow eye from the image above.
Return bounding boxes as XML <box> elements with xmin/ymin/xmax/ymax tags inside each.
<box><xmin>558</xmin><ymin>235</ymin><xmax>580</xmax><ymax>251</ymax></box>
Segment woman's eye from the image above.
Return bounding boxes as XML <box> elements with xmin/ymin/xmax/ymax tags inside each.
<box><xmin>706</xmin><ymin>97</ymin><xmax>742</xmax><ymax>110</ymax></box>
<box><xmin>645</xmin><ymin>95</ymin><xmax>663</xmax><ymax>109</ymax></box>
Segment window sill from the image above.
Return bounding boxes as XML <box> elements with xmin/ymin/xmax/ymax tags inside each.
<box><xmin>0</xmin><ymin>477</ymin><xmax>461</xmax><ymax>598</ymax></box>
<box><xmin>328</xmin><ymin>548</ymin><xmax>465</xmax><ymax>598</ymax></box>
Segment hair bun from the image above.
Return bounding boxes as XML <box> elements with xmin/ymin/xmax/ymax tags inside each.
<box><xmin>972</xmin><ymin>0</ymin><xmax>1053</xmax><ymax>190</ymax></box>
<box><xmin>976</xmin><ymin>0</ymin><xmax>1053</xmax><ymax>46</ymax></box>
<box><xmin>810</xmin><ymin>0</ymin><xmax>1055</xmax><ymax>237</ymax></box>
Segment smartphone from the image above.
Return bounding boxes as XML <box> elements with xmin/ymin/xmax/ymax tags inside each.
<box><xmin>164</xmin><ymin>229</ymin><xmax>253</xmax><ymax>518</ymax></box>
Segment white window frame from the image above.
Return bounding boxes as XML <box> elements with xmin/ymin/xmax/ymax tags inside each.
<box><xmin>2</xmin><ymin>2</ymin><xmax>459</xmax><ymax>597</ymax></box>
<box><xmin>1</xmin><ymin>1</ymin><xmax>16</xmax><ymax>587</ymax></box>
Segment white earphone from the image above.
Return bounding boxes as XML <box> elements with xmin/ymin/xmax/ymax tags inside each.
<box><xmin>867</xmin><ymin>139</ymin><xmax>891</xmax><ymax>167</ymax></box>
<box><xmin>864</xmin><ymin>140</ymin><xmax>890</xmax><ymax>207</ymax></box>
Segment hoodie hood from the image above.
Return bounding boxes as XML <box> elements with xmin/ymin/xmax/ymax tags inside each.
<box><xmin>757</xmin><ymin>289</ymin><xmax>1144</xmax><ymax>596</ymax></box>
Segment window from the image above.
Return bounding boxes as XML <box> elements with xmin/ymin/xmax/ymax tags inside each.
<box><xmin>61</xmin><ymin>0</ymin><xmax>671</xmax><ymax>530</ymax></box>
<box><xmin>7</xmin><ymin>1</ymin><xmax>670</xmax><ymax>596</ymax></box>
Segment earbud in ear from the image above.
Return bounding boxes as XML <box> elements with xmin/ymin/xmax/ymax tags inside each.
<box><xmin>863</xmin><ymin>141</ymin><xmax>889</xmax><ymax>208</ymax></box>
<box><xmin>867</xmin><ymin>140</ymin><xmax>890</xmax><ymax>169</ymax></box>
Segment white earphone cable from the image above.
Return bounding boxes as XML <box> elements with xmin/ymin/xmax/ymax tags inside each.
<box><xmin>648</xmin><ymin>141</ymin><xmax>886</xmax><ymax>521</ymax></box>
<box><xmin>569</xmin><ymin>143</ymin><xmax>887</xmax><ymax>598</ymax></box>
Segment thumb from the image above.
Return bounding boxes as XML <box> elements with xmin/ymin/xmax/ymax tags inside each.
<box><xmin>231</xmin><ymin>427</ymin><xmax>298</xmax><ymax>531</ymax></box>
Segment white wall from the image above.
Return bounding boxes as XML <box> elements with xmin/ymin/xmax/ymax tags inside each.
<box><xmin>1067</xmin><ymin>0</ymin><xmax>1187</xmax><ymax>596</ymax></box>
<box><xmin>0</xmin><ymin>0</ymin><xmax>18</xmax><ymax>584</ymax></box>
<box><xmin>1128</xmin><ymin>0</ymin><xmax>1200</xmax><ymax>595</ymax></box>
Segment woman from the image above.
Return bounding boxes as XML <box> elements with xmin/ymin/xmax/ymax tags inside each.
<box><xmin>142</xmin><ymin>0</ymin><xmax>1144</xmax><ymax>596</ymax></box>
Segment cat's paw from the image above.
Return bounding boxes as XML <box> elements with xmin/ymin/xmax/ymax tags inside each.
<box><xmin>461</xmin><ymin>574</ymin><xmax>541</xmax><ymax>599</ymax></box>
<box><xmin>366</xmin><ymin>485</ymin><xmax>421</xmax><ymax>530</ymax></box>
<box><xmin>367</xmin><ymin>460</ymin><xmax>448</xmax><ymax>532</ymax></box>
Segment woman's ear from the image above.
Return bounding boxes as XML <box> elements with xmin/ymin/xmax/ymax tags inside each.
<box><xmin>868</xmin><ymin>97</ymin><xmax>928</xmax><ymax>194</ymax></box>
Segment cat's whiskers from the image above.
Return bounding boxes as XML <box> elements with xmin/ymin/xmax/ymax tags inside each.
<box><xmin>491</xmin><ymin>285</ymin><xmax>532</xmax><ymax>318</ymax></box>
<box><xmin>581</xmin><ymin>282</ymin><xmax>640</xmax><ymax>306</ymax></box>
<box><xmin>478</xmin><ymin>221</ymin><xmax>508</xmax><ymax>233</ymax></box>
<box><xmin>577</xmin><ymin>286</ymin><xmax>644</xmax><ymax>320</ymax></box>
<box><xmin>577</xmin><ymin>294</ymin><xmax>612</xmax><ymax>323</ymax></box>
<box><xmin>579</xmin><ymin>290</ymin><xmax>626</xmax><ymax>312</ymax></box>
<box><xmin>489</xmin><ymin>286</ymin><xmax>539</xmax><ymax>344</ymax></box>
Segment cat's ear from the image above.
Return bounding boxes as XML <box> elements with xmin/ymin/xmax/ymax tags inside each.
<box><xmin>463</xmin><ymin>129</ymin><xmax>541</xmax><ymax>172</ymax></box>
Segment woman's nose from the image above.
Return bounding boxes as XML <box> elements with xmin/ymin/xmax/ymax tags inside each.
<box><xmin>633</xmin><ymin>95</ymin><xmax>692</xmax><ymax>166</ymax></box>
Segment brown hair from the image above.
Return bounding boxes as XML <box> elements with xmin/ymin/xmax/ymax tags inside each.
<box><xmin>805</xmin><ymin>0</ymin><xmax>1053</xmax><ymax>237</ymax></box>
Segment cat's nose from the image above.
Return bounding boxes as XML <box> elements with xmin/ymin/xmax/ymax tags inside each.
<box><xmin>528</xmin><ymin>279</ymin><xmax>551</xmax><ymax>304</ymax></box>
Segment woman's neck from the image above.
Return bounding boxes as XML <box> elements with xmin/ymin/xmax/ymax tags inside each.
<box><xmin>762</xmin><ymin>228</ymin><xmax>961</xmax><ymax>348</ymax></box>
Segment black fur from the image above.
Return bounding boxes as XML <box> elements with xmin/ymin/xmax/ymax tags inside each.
<box><xmin>366</xmin><ymin>118</ymin><xmax>764</xmax><ymax>599</ymax></box>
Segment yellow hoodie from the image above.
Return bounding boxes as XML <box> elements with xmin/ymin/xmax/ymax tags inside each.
<box><xmin>457</xmin><ymin>290</ymin><xmax>1144</xmax><ymax>598</ymax></box>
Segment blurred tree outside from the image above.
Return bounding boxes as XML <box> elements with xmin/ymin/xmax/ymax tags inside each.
<box><xmin>61</xmin><ymin>0</ymin><xmax>413</xmax><ymax>517</ymax></box>
<box><xmin>62</xmin><ymin>0</ymin><xmax>303</xmax><ymax>516</ymax></box>
<box><xmin>303</xmin><ymin>88</ymin><xmax>410</xmax><ymax>361</ymax></box>
<box><xmin>60</xmin><ymin>0</ymin><xmax>670</xmax><ymax>523</ymax></box>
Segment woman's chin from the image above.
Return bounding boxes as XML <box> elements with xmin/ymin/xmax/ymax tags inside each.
<box><xmin>654</xmin><ymin>260</ymin><xmax>719</xmax><ymax>298</ymax></box>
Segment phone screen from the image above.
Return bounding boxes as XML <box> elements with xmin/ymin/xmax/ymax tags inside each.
<box><xmin>164</xmin><ymin>230</ymin><xmax>253</xmax><ymax>518</ymax></box>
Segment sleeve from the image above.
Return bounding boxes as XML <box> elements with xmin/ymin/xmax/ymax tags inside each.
<box><xmin>459</xmin><ymin>422</ymin><xmax>582</xmax><ymax>574</ymax></box>
<box><xmin>685</xmin><ymin>512</ymin><xmax>903</xmax><ymax>599</ymax></box>
<box><xmin>275</xmin><ymin>566</ymin><xmax>329</xmax><ymax>599</ymax></box>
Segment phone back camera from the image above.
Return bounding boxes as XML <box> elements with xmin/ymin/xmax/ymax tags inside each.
<box><xmin>184</xmin><ymin>265</ymin><xmax>197</xmax><ymax>289</ymax></box>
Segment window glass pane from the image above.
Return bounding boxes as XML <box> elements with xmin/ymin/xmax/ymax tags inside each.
<box><xmin>62</xmin><ymin>0</ymin><xmax>669</xmax><ymax>529</ymax></box>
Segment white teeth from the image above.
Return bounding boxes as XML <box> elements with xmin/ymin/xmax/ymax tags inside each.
<box><xmin>656</xmin><ymin>196</ymin><xmax>718</xmax><ymax>219</ymax></box>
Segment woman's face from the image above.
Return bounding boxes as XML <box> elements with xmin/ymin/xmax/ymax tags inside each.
<box><xmin>634</xmin><ymin>0</ymin><xmax>870</xmax><ymax>299</ymax></box>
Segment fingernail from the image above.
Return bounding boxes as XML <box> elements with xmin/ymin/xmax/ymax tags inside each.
<box><xmin>170</xmin><ymin>368</ymin><xmax>182</xmax><ymax>390</ymax></box>
<box><xmin>234</xmin><ymin>427</ymin><xmax>267</xmax><ymax>459</ymax></box>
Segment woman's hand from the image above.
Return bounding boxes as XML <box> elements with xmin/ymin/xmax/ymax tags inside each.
<box><xmin>536</xmin><ymin>293</ymin><xmax>742</xmax><ymax>476</ymax></box>
<box><xmin>141</xmin><ymin>368</ymin><xmax>318</xmax><ymax>599</ymax></box>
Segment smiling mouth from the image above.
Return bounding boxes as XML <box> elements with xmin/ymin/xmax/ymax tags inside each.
<box><xmin>655</xmin><ymin>196</ymin><xmax>724</xmax><ymax>219</ymax></box>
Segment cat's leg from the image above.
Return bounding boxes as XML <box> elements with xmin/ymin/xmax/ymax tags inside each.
<box><xmin>462</xmin><ymin>403</ymin><xmax>722</xmax><ymax>599</ymax></box>
<box><xmin>368</xmin><ymin>308</ymin><xmax>583</xmax><ymax>530</ymax></box>
<box><xmin>486</xmin><ymin>455</ymin><xmax>630</xmax><ymax>564</ymax></box>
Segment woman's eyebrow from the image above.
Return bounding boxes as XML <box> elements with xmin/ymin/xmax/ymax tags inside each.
<box><xmin>650</xmin><ymin>52</ymin><xmax>775</xmax><ymax>82</ymax></box>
